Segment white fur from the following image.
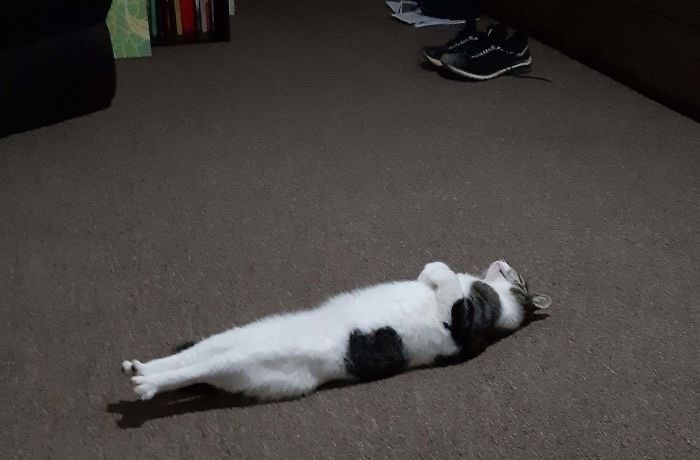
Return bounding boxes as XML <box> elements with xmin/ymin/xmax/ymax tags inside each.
<box><xmin>122</xmin><ymin>261</ymin><xmax>526</xmax><ymax>401</ymax></box>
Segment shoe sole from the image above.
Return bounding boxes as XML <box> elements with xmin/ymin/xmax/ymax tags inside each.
<box><xmin>423</xmin><ymin>53</ymin><xmax>443</xmax><ymax>68</ymax></box>
<box><xmin>444</xmin><ymin>57</ymin><xmax>532</xmax><ymax>80</ymax></box>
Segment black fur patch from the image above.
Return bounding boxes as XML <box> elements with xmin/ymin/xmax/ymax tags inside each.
<box><xmin>345</xmin><ymin>327</ymin><xmax>408</xmax><ymax>382</ymax></box>
<box><xmin>446</xmin><ymin>281</ymin><xmax>501</xmax><ymax>358</ymax></box>
<box><xmin>173</xmin><ymin>340</ymin><xmax>197</xmax><ymax>353</ymax></box>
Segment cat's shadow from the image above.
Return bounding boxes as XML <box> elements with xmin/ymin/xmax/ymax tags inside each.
<box><xmin>107</xmin><ymin>381</ymin><xmax>356</xmax><ymax>429</ymax></box>
<box><xmin>108</xmin><ymin>313</ymin><xmax>548</xmax><ymax>428</ymax></box>
<box><xmin>108</xmin><ymin>385</ymin><xmax>254</xmax><ymax>429</ymax></box>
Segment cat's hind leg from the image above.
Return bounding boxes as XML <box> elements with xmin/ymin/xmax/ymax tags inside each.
<box><xmin>128</xmin><ymin>347</ymin><xmax>268</xmax><ymax>400</ymax></box>
<box><xmin>130</xmin><ymin>354</ymin><xmax>239</xmax><ymax>400</ymax></box>
<box><xmin>121</xmin><ymin>359</ymin><xmax>146</xmax><ymax>376</ymax></box>
<box><xmin>129</xmin><ymin>351</ymin><xmax>324</xmax><ymax>401</ymax></box>
<box><xmin>122</xmin><ymin>329</ymin><xmax>244</xmax><ymax>377</ymax></box>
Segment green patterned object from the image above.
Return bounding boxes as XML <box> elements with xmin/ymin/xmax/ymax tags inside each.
<box><xmin>107</xmin><ymin>0</ymin><xmax>152</xmax><ymax>59</ymax></box>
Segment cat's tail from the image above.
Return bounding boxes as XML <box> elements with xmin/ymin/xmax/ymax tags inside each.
<box><xmin>172</xmin><ymin>340</ymin><xmax>197</xmax><ymax>353</ymax></box>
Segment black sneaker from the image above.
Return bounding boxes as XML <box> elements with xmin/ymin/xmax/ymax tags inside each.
<box><xmin>422</xmin><ymin>23</ymin><xmax>506</xmax><ymax>68</ymax></box>
<box><xmin>440</xmin><ymin>30</ymin><xmax>532</xmax><ymax>80</ymax></box>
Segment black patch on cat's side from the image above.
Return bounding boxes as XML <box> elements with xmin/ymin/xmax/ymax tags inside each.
<box><xmin>447</xmin><ymin>281</ymin><xmax>502</xmax><ymax>358</ymax></box>
<box><xmin>345</xmin><ymin>327</ymin><xmax>408</xmax><ymax>382</ymax></box>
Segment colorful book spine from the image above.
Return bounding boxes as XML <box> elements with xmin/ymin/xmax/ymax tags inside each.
<box><xmin>147</xmin><ymin>0</ymin><xmax>157</xmax><ymax>36</ymax></box>
<box><xmin>159</xmin><ymin>0</ymin><xmax>170</xmax><ymax>35</ymax></box>
<box><xmin>201</xmin><ymin>0</ymin><xmax>209</xmax><ymax>33</ymax></box>
<box><xmin>148</xmin><ymin>0</ymin><xmax>226</xmax><ymax>42</ymax></box>
<box><xmin>174</xmin><ymin>0</ymin><xmax>183</xmax><ymax>35</ymax></box>
<box><xmin>195</xmin><ymin>0</ymin><xmax>202</xmax><ymax>32</ymax></box>
<box><xmin>180</xmin><ymin>0</ymin><xmax>196</xmax><ymax>34</ymax></box>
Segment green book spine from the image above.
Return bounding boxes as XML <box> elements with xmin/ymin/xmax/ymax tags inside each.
<box><xmin>149</xmin><ymin>0</ymin><xmax>158</xmax><ymax>36</ymax></box>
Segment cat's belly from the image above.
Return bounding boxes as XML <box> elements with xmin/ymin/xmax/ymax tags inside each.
<box><xmin>400</xmin><ymin>322</ymin><xmax>459</xmax><ymax>367</ymax></box>
<box><xmin>317</xmin><ymin>280</ymin><xmax>459</xmax><ymax>368</ymax></box>
<box><xmin>239</xmin><ymin>280</ymin><xmax>458</xmax><ymax>383</ymax></box>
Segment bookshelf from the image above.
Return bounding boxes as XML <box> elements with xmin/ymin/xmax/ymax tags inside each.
<box><xmin>149</xmin><ymin>0</ymin><xmax>230</xmax><ymax>46</ymax></box>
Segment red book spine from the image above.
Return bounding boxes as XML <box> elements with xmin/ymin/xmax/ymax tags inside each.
<box><xmin>180</xmin><ymin>0</ymin><xmax>196</xmax><ymax>34</ymax></box>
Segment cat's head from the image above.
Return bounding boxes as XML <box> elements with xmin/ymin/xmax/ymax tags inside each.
<box><xmin>483</xmin><ymin>260</ymin><xmax>552</xmax><ymax>328</ymax></box>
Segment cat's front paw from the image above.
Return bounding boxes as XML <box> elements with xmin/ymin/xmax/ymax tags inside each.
<box><xmin>418</xmin><ymin>261</ymin><xmax>454</xmax><ymax>289</ymax></box>
<box><xmin>131</xmin><ymin>376</ymin><xmax>158</xmax><ymax>400</ymax></box>
<box><xmin>121</xmin><ymin>359</ymin><xmax>145</xmax><ymax>377</ymax></box>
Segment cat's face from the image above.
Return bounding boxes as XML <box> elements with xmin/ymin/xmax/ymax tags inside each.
<box><xmin>483</xmin><ymin>260</ymin><xmax>552</xmax><ymax>315</ymax></box>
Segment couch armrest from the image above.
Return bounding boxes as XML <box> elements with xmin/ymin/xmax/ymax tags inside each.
<box><xmin>1</xmin><ymin>0</ymin><xmax>114</xmax><ymax>49</ymax></box>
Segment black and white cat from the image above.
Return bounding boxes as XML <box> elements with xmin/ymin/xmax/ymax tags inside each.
<box><xmin>122</xmin><ymin>260</ymin><xmax>551</xmax><ymax>401</ymax></box>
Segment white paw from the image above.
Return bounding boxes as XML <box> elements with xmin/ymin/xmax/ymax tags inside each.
<box><xmin>131</xmin><ymin>376</ymin><xmax>158</xmax><ymax>400</ymax></box>
<box><xmin>121</xmin><ymin>359</ymin><xmax>145</xmax><ymax>376</ymax></box>
<box><xmin>418</xmin><ymin>261</ymin><xmax>454</xmax><ymax>288</ymax></box>
<box><xmin>121</xmin><ymin>360</ymin><xmax>134</xmax><ymax>375</ymax></box>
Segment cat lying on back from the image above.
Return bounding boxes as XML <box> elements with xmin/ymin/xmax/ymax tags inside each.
<box><xmin>122</xmin><ymin>260</ymin><xmax>551</xmax><ymax>401</ymax></box>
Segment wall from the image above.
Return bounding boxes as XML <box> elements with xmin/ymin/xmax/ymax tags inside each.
<box><xmin>483</xmin><ymin>0</ymin><xmax>700</xmax><ymax>120</ymax></box>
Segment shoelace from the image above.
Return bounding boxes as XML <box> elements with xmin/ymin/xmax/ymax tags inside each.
<box><xmin>446</xmin><ymin>33</ymin><xmax>481</xmax><ymax>50</ymax></box>
<box><xmin>470</xmin><ymin>44</ymin><xmax>498</xmax><ymax>58</ymax></box>
<box><xmin>468</xmin><ymin>40</ymin><xmax>553</xmax><ymax>83</ymax></box>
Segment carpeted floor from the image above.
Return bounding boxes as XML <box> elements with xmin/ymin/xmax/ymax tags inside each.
<box><xmin>1</xmin><ymin>0</ymin><xmax>698</xmax><ymax>457</ymax></box>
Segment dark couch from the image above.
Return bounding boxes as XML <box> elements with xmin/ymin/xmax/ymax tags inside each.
<box><xmin>0</xmin><ymin>1</ymin><xmax>117</xmax><ymax>138</ymax></box>
<box><xmin>484</xmin><ymin>0</ymin><xmax>700</xmax><ymax>120</ymax></box>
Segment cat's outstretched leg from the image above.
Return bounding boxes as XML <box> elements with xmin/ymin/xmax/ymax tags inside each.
<box><xmin>129</xmin><ymin>350</ymin><xmax>322</xmax><ymax>401</ymax></box>
<box><xmin>122</xmin><ymin>328</ymin><xmax>245</xmax><ymax>377</ymax></box>
<box><xmin>130</xmin><ymin>351</ymin><xmax>245</xmax><ymax>400</ymax></box>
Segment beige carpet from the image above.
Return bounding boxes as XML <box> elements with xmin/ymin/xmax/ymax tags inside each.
<box><xmin>1</xmin><ymin>0</ymin><xmax>698</xmax><ymax>457</ymax></box>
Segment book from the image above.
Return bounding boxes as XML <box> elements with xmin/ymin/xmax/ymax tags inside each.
<box><xmin>148</xmin><ymin>0</ymin><xmax>230</xmax><ymax>44</ymax></box>
<box><xmin>180</xmin><ymin>0</ymin><xmax>196</xmax><ymax>34</ymax></box>
<box><xmin>148</xmin><ymin>0</ymin><xmax>158</xmax><ymax>36</ymax></box>
<box><xmin>194</xmin><ymin>0</ymin><xmax>202</xmax><ymax>32</ymax></box>
<box><xmin>156</xmin><ymin>0</ymin><xmax>171</xmax><ymax>36</ymax></box>
<box><xmin>174</xmin><ymin>0</ymin><xmax>183</xmax><ymax>35</ymax></box>
<box><xmin>201</xmin><ymin>0</ymin><xmax>209</xmax><ymax>33</ymax></box>
<box><xmin>163</xmin><ymin>0</ymin><xmax>173</xmax><ymax>34</ymax></box>
<box><xmin>107</xmin><ymin>0</ymin><xmax>153</xmax><ymax>58</ymax></box>
<box><xmin>208</xmin><ymin>0</ymin><xmax>215</xmax><ymax>31</ymax></box>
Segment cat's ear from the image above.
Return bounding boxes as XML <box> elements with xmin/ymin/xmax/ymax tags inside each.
<box><xmin>530</xmin><ymin>294</ymin><xmax>552</xmax><ymax>309</ymax></box>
